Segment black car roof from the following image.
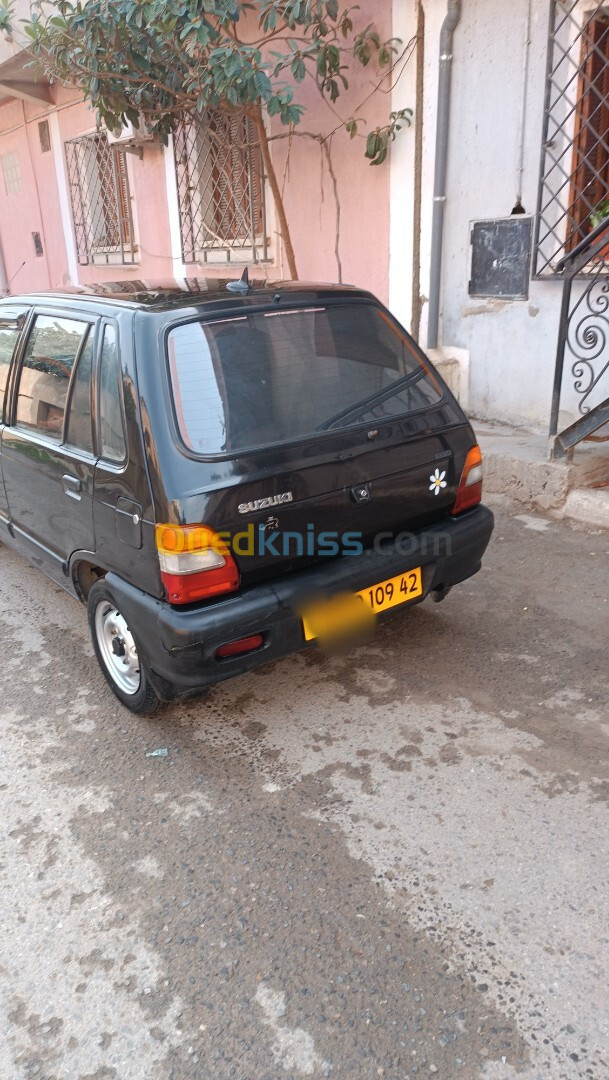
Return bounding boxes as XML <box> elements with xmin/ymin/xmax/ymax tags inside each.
<box><xmin>4</xmin><ymin>278</ymin><xmax>372</xmax><ymax>313</ymax></box>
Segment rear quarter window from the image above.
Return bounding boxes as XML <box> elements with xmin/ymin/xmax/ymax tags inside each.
<box><xmin>98</xmin><ymin>324</ymin><xmax>126</xmax><ymax>463</ymax></box>
<box><xmin>167</xmin><ymin>303</ymin><xmax>442</xmax><ymax>456</ymax></box>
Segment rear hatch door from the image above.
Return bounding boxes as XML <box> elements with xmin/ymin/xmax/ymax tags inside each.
<box><xmin>166</xmin><ymin>300</ymin><xmax>471</xmax><ymax>585</ymax></box>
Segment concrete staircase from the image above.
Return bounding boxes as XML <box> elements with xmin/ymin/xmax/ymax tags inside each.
<box><xmin>472</xmin><ymin>419</ymin><xmax>609</xmax><ymax>528</ymax></box>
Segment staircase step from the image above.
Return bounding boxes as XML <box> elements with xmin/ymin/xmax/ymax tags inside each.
<box><xmin>562</xmin><ymin>488</ymin><xmax>609</xmax><ymax>529</ymax></box>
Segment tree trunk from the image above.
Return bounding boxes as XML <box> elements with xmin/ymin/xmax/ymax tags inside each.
<box><xmin>251</xmin><ymin>107</ymin><xmax>299</xmax><ymax>280</ymax></box>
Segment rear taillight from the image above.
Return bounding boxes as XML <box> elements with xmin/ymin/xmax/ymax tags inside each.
<box><xmin>155</xmin><ymin>523</ymin><xmax>239</xmax><ymax>605</ymax></box>
<box><xmin>451</xmin><ymin>445</ymin><xmax>483</xmax><ymax>515</ymax></box>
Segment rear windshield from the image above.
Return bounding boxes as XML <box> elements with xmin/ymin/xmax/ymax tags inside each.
<box><xmin>167</xmin><ymin>303</ymin><xmax>443</xmax><ymax>455</ymax></box>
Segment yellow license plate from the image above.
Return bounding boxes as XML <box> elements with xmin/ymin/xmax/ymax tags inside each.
<box><xmin>302</xmin><ymin>567</ymin><xmax>423</xmax><ymax>641</ymax></box>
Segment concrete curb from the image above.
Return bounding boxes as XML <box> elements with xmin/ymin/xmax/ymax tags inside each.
<box><xmin>483</xmin><ymin>450</ymin><xmax>572</xmax><ymax>513</ymax></box>
<box><xmin>562</xmin><ymin>488</ymin><xmax>609</xmax><ymax>529</ymax></box>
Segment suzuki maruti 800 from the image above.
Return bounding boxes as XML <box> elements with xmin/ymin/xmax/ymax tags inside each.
<box><xmin>0</xmin><ymin>278</ymin><xmax>493</xmax><ymax>713</ymax></box>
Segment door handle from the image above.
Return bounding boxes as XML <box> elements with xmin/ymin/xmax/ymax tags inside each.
<box><xmin>62</xmin><ymin>473</ymin><xmax>82</xmax><ymax>500</ymax></box>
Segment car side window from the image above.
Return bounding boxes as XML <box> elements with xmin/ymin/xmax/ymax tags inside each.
<box><xmin>15</xmin><ymin>315</ymin><xmax>89</xmax><ymax>441</ymax></box>
<box><xmin>64</xmin><ymin>331</ymin><xmax>94</xmax><ymax>455</ymax></box>
<box><xmin>0</xmin><ymin>320</ymin><xmax>23</xmax><ymax>422</ymax></box>
<box><xmin>98</xmin><ymin>324</ymin><xmax>126</xmax><ymax>463</ymax></box>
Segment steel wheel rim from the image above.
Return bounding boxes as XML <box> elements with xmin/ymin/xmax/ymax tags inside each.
<box><xmin>95</xmin><ymin>600</ymin><xmax>141</xmax><ymax>695</ymax></box>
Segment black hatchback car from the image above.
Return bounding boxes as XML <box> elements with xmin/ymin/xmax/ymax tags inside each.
<box><xmin>0</xmin><ymin>278</ymin><xmax>493</xmax><ymax>713</ymax></box>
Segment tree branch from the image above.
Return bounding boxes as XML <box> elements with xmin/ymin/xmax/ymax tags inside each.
<box><xmin>248</xmin><ymin>105</ymin><xmax>298</xmax><ymax>280</ymax></box>
<box><xmin>272</xmin><ymin>128</ymin><xmax>342</xmax><ymax>282</ymax></box>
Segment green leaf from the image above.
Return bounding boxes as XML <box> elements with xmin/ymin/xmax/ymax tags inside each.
<box><xmin>280</xmin><ymin>101</ymin><xmax>304</xmax><ymax>125</ymax></box>
<box><xmin>132</xmin><ymin>51</ymin><xmax>152</xmax><ymax>72</ymax></box>
<box><xmin>327</xmin><ymin>44</ymin><xmax>339</xmax><ymax>71</ymax></box>
<box><xmin>357</xmin><ymin>43</ymin><xmax>370</xmax><ymax>66</ymax></box>
<box><xmin>370</xmin><ymin>131</ymin><xmax>388</xmax><ymax>165</ymax></box>
<box><xmin>253</xmin><ymin>67</ymin><xmax>272</xmax><ymax>99</ymax></box>
<box><xmin>225</xmin><ymin>50</ymin><xmax>242</xmax><ymax>77</ymax></box>
<box><xmin>365</xmin><ymin>131</ymin><xmax>379</xmax><ymax>159</ymax></box>
<box><xmin>291</xmin><ymin>56</ymin><xmax>305</xmax><ymax>82</ymax></box>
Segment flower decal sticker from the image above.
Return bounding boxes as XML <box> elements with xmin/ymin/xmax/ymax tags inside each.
<box><xmin>429</xmin><ymin>469</ymin><xmax>447</xmax><ymax>496</ymax></box>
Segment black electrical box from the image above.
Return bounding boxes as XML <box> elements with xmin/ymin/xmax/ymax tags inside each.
<box><xmin>469</xmin><ymin>216</ymin><xmax>533</xmax><ymax>300</ymax></box>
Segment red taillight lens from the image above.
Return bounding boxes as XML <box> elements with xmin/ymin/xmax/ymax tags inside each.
<box><xmin>451</xmin><ymin>445</ymin><xmax>483</xmax><ymax>516</ymax></box>
<box><xmin>215</xmin><ymin>634</ymin><xmax>264</xmax><ymax>659</ymax></box>
<box><xmin>155</xmin><ymin>523</ymin><xmax>239</xmax><ymax>605</ymax></box>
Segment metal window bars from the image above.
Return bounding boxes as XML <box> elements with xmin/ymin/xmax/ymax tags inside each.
<box><xmin>64</xmin><ymin>132</ymin><xmax>135</xmax><ymax>266</ymax></box>
<box><xmin>173</xmin><ymin>110</ymin><xmax>268</xmax><ymax>265</ymax></box>
<box><xmin>535</xmin><ymin>1</ymin><xmax>609</xmax><ymax>276</ymax></box>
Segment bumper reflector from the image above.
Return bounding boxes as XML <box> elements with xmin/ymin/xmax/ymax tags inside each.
<box><xmin>215</xmin><ymin>634</ymin><xmax>264</xmax><ymax>659</ymax></box>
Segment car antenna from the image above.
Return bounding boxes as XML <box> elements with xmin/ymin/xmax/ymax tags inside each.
<box><xmin>3</xmin><ymin>259</ymin><xmax>26</xmax><ymax>295</ymax></box>
<box><xmin>226</xmin><ymin>266</ymin><xmax>251</xmax><ymax>294</ymax></box>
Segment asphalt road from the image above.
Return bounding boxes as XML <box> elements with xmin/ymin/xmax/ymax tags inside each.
<box><xmin>0</xmin><ymin>498</ymin><xmax>608</xmax><ymax>1080</ymax></box>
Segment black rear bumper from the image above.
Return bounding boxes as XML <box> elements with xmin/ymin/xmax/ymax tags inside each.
<box><xmin>105</xmin><ymin>505</ymin><xmax>494</xmax><ymax>700</ymax></box>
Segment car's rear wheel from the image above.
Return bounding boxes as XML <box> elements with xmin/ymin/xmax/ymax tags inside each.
<box><xmin>88</xmin><ymin>579</ymin><xmax>160</xmax><ymax>714</ymax></box>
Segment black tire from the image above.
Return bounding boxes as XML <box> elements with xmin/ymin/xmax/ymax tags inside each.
<box><xmin>87</xmin><ymin>579</ymin><xmax>161</xmax><ymax>715</ymax></box>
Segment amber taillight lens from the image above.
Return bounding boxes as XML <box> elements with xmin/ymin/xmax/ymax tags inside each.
<box><xmin>155</xmin><ymin>524</ymin><xmax>239</xmax><ymax>605</ymax></box>
<box><xmin>451</xmin><ymin>445</ymin><xmax>483</xmax><ymax>516</ymax></box>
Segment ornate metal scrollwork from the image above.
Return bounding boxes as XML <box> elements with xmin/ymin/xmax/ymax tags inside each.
<box><xmin>566</xmin><ymin>261</ymin><xmax>609</xmax><ymax>414</ymax></box>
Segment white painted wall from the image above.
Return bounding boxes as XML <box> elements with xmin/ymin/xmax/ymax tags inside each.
<box><xmin>438</xmin><ymin>0</ymin><xmax>559</xmax><ymax>429</ymax></box>
<box><xmin>391</xmin><ymin>0</ymin><xmax>590</xmax><ymax>430</ymax></box>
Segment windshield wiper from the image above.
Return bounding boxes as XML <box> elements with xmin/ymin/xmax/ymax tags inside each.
<box><xmin>316</xmin><ymin>366</ymin><xmax>428</xmax><ymax>432</ymax></box>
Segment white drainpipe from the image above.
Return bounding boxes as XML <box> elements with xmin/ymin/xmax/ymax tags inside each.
<box><xmin>427</xmin><ymin>0</ymin><xmax>462</xmax><ymax>350</ymax></box>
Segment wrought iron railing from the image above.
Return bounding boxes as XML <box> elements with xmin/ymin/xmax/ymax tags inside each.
<box><xmin>549</xmin><ymin>215</ymin><xmax>609</xmax><ymax>458</ymax></box>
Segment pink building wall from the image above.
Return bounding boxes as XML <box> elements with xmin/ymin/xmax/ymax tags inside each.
<box><xmin>0</xmin><ymin>98</ymin><xmax>63</xmax><ymax>292</ymax></box>
<box><xmin>0</xmin><ymin>1</ymin><xmax>393</xmax><ymax>303</ymax></box>
<box><xmin>269</xmin><ymin>4</ymin><xmax>393</xmax><ymax>303</ymax></box>
<box><xmin>53</xmin><ymin>87</ymin><xmax>175</xmax><ymax>286</ymax></box>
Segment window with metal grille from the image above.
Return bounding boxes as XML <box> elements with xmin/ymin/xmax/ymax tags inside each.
<box><xmin>2</xmin><ymin>151</ymin><xmax>22</xmax><ymax>196</ymax></box>
<box><xmin>536</xmin><ymin>1</ymin><xmax>609</xmax><ymax>275</ymax></box>
<box><xmin>64</xmin><ymin>132</ymin><xmax>135</xmax><ymax>265</ymax></box>
<box><xmin>173</xmin><ymin>110</ymin><xmax>268</xmax><ymax>264</ymax></box>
